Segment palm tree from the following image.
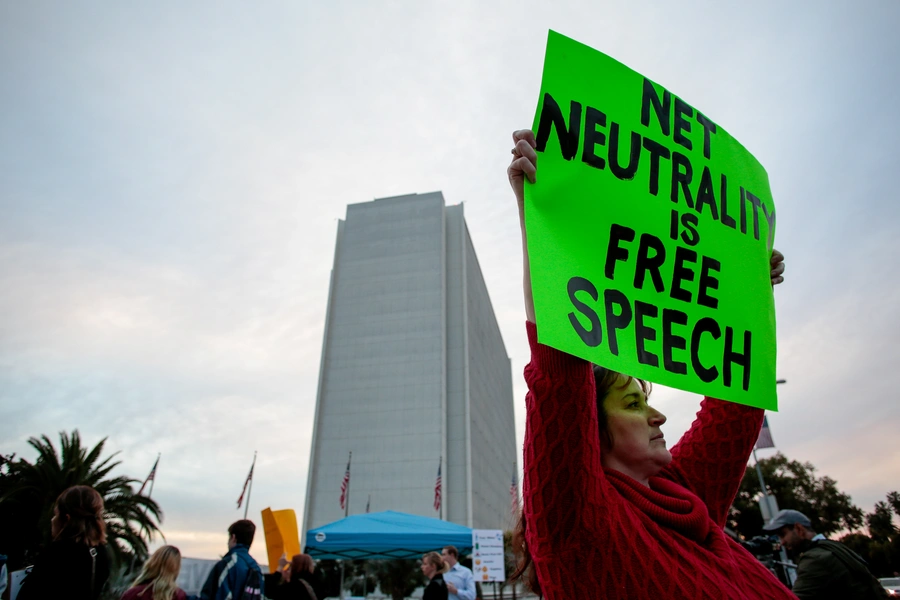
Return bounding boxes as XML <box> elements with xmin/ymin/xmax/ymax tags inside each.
<box><xmin>0</xmin><ymin>430</ymin><xmax>162</xmax><ymax>569</ymax></box>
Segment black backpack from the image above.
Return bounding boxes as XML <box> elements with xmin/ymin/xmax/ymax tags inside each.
<box><xmin>811</xmin><ymin>540</ymin><xmax>888</xmax><ymax>599</ymax></box>
<box><xmin>237</xmin><ymin>558</ymin><xmax>263</xmax><ymax>600</ymax></box>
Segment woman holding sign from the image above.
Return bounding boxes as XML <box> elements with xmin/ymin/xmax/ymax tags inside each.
<box><xmin>507</xmin><ymin>129</ymin><xmax>792</xmax><ymax>600</ymax></box>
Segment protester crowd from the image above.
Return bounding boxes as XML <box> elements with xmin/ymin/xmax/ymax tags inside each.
<box><xmin>7</xmin><ymin>483</ymin><xmax>482</xmax><ymax>600</ymax></box>
<box><xmin>9</xmin><ymin>484</ymin><xmax>286</xmax><ymax>600</ymax></box>
<box><xmin>12</xmin><ymin>476</ymin><xmax>890</xmax><ymax>599</ymax></box>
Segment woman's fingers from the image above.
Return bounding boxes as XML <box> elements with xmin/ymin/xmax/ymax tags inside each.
<box><xmin>509</xmin><ymin>131</ymin><xmax>538</xmax><ymax>185</ymax></box>
<box><xmin>512</xmin><ymin>138</ymin><xmax>538</xmax><ymax>163</ymax></box>
<box><xmin>770</xmin><ymin>249</ymin><xmax>785</xmax><ymax>286</ymax></box>
<box><xmin>512</xmin><ymin>129</ymin><xmax>537</xmax><ymax>148</ymax></box>
<box><xmin>771</xmin><ymin>261</ymin><xmax>785</xmax><ymax>276</ymax></box>
<box><xmin>770</xmin><ymin>249</ymin><xmax>785</xmax><ymax>266</ymax></box>
<box><xmin>509</xmin><ymin>155</ymin><xmax>537</xmax><ymax>184</ymax></box>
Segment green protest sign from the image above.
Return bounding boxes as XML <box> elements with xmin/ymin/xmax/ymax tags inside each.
<box><xmin>525</xmin><ymin>31</ymin><xmax>778</xmax><ymax>410</ymax></box>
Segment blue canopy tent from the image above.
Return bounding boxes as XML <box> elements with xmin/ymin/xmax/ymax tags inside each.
<box><xmin>305</xmin><ymin>510</ymin><xmax>473</xmax><ymax>560</ymax></box>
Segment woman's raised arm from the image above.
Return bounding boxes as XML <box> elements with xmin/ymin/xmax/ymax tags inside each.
<box><xmin>667</xmin><ymin>249</ymin><xmax>786</xmax><ymax>525</ymax></box>
<box><xmin>508</xmin><ymin>129</ymin><xmax>538</xmax><ymax>323</ymax></box>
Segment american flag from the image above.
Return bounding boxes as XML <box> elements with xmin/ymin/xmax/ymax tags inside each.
<box><xmin>510</xmin><ymin>466</ymin><xmax>519</xmax><ymax>515</ymax></box>
<box><xmin>339</xmin><ymin>452</ymin><xmax>352</xmax><ymax>511</ymax></box>
<box><xmin>137</xmin><ymin>455</ymin><xmax>159</xmax><ymax>496</ymax></box>
<box><xmin>756</xmin><ymin>415</ymin><xmax>776</xmax><ymax>450</ymax></box>
<box><xmin>433</xmin><ymin>461</ymin><xmax>442</xmax><ymax>512</ymax></box>
<box><xmin>237</xmin><ymin>454</ymin><xmax>255</xmax><ymax>509</ymax></box>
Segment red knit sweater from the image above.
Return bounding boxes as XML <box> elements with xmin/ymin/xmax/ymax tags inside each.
<box><xmin>523</xmin><ymin>322</ymin><xmax>795</xmax><ymax>599</ymax></box>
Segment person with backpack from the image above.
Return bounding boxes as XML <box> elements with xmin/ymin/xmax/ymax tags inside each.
<box><xmin>764</xmin><ymin>509</ymin><xmax>888</xmax><ymax>599</ymax></box>
<box><xmin>199</xmin><ymin>520</ymin><xmax>264</xmax><ymax>600</ymax></box>
<box><xmin>17</xmin><ymin>485</ymin><xmax>111</xmax><ymax>600</ymax></box>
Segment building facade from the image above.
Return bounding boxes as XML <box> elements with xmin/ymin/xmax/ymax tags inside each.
<box><xmin>302</xmin><ymin>192</ymin><xmax>516</xmax><ymax>534</ymax></box>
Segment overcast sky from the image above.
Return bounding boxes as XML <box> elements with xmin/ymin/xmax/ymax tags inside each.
<box><xmin>2</xmin><ymin>0</ymin><xmax>899</xmax><ymax>564</ymax></box>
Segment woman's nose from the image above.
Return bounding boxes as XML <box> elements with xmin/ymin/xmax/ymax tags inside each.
<box><xmin>649</xmin><ymin>407</ymin><xmax>667</xmax><ymax>425</ymax></box>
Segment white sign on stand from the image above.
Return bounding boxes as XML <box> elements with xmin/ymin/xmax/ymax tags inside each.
<box><xmin>471</xmin><ymin>529</ymin><xmax>505</xmax><ymax>583</ymax></box>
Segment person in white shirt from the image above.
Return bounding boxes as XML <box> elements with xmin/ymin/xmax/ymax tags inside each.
<box><xmin>440</xmin><ymin>546</ymin><xmax>475</xmax><ymax>600</ymax></box>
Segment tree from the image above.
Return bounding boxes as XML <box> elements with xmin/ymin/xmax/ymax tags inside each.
<box><xmin>888</xmin><ymin>491</ymin><xmax>900</xmax><ymax>516</ymax></box>
<box><xmin>868</xmin><ymin>501</ymin><xmax>898</xmax><ymax>543</ymax></box>
<box><xmin>728</xmin><ymin>453</ymin><xmax>864</xmax><ymax>539</ymax></box>
<box><xmin>313</xmin><ymin>559</ymin><xmax>375</xmax><ymax>599</ymax></box>
<box><xmin>0</xmin><ymin>430</ymin><xmax>162</xmax><ymax>570</ymax></box>
<box><xmin>311</xmin><ymin>559</ymin><xmax>343</xmax><ymax>598</ymax></box>
<box><xmin>371</xmin><ymin>559</ymin><xmax>425</xmax><ymax>600</ymax></box>
<box><xmin>844</xmin><ymin>491</ymin><xmax>900</xmax><ymax>577</ymax></box>
<box><xmin>348</xmin><ymin>559</ymin><xmax>378</xmax><ymax>597</ymax></box>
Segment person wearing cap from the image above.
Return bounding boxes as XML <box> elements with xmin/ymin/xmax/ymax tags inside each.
<box><xmin>764</xmin><ymin>509</ymin><xmax>887</xmax><ymax>599</ymax></box>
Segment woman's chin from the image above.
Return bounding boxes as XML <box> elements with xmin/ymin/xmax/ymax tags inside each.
<box><xmin>653</xmin><ymin>448</ymin><xmax>673</xmax><ymax>469</ymax></box>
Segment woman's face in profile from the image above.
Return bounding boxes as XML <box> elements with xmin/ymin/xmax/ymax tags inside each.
<box><xmin>421</xmin><ymin>558</ymin><xmax>436</xmax><ymax>579</ymax></box>
<box><xmin>601</xmin><ymin>376</ymin><xmax>672</xmax><ymax>479</ymax></box>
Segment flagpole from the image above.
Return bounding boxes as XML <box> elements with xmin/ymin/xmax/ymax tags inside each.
<box><xmin>753</xmin><ymin>439</ymin><xmax>795</xmax><ymax>586</ymax></box>
<box><xmin>244</xmin><ymin>451</ymin><xmax>256</xmax><ymax>520</ymax></box>
<box><xmin>346</xmin><ymin>451</ymin><xmax>352</xmax><ymax>517</ymax></box>
<box><xmin>139</xmin><ymin>453</ymin><xmax>161</xmax><ymax>520</ymax></box>
<box><xmin>340</xmin><ymin>451</ymin><xmax>351</xmax><ymax>599</ymax></box>
<box><xmin>146</xmin><ymin>453</ymin><xmax>160</xmax><ymax>503</ymax></box>
<box><xmin>131</xmin><ymin>453</ymin><xmax>160</xmax><ymax>574</ymax></box>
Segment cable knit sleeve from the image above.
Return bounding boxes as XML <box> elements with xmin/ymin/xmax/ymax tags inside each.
<box><xmin>664</xmin><ymin>397</ymin><xmax>764</xmax><ymax>527</ymax></box>
<box><xmin>522</xmin><ymin>321</ymin><xmax>615</xmax><ymax>551</ymax></box>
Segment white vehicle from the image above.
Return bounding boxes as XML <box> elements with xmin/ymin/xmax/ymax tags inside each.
<box><xmin>879</xmin><ymin>577</ymin><xmax>900</xmax><ymax>597</ymax></box>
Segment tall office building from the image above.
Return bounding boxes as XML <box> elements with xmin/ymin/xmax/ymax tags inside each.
<box><xmin>302</xmin><ymin>192</ymin><xmax>516</xmax><ymax>534</ymax></box>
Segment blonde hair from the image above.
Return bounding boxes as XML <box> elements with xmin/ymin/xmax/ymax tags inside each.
<box><xmin>422</xmin><ymin>551</ymin><xmax>448</xmax><ymax>574</ymax></box>
<box><xmin>131</xmin><ymin>545</ymin><xmax>182</xmax><ymax>600</ymax></box>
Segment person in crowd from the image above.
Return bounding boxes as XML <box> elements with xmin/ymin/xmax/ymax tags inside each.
<box><xmin>420</xmin><ymin>551</ymin><xmax>449</xmax><ymax>600</ymax></box>
<box><xmin>18</xmin><ymin>485</ymin><xmax>111</xmax><ymax>600</ymax></box>
<box><xmin>440</xmin><ymin>546</ymin><xmax>475</xmax><ymax>600</ymax></box>
<box><xmin>764</xmin><ymin>509</ymin><xmax>888</xmax><ymax>599</ymax></box>
<box><xmin>199</xmin><ymin>520</ymin><xmax>264</xmax><ymax>600</ymax></box>
<box><xmin>507</xmin><ymin>129</ymin><xmax>793</xmax><ymax>599</ymax></box>
<box><xmin>121</xmin><ymin>545</ymin><xmax>187</xmax><ymax>600</ymax></box>
<box><xmin>266</xmin><ymin>553</ymin><xmax>318</xmax><ymax>600</ymax></box>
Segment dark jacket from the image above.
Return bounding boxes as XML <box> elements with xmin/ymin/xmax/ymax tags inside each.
<box><xmin>17</xmin><ymin>539</ymin><xmax>110</xmax><ymax>600</ymax></box>
<box><xmin>792</xmin><ymin>539</ymin><xmax>888</xmax><ymax>600</ymax></box>
<box><xmin>199</xmin><ymin>544</ymin><xmax>264</xmax><ymax>600</ymax></box>
<box><xmin>423</xmin><ymin>573</ymin><xmax>449</xmax><ymax>600</ymax></box>
<box><xmin>264</xmin><ymin>572</ymin><xmax>317</xmax><ymax>600</ymax></box>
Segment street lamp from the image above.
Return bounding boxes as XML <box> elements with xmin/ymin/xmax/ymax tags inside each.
<box><xmin>762</xmin><ymin>378</ymin><xmax>796</xmax><ymax>585</ymax></box>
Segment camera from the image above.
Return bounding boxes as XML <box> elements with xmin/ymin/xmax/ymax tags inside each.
<box><xmin>741</xmin><ymin>535</ymin><xmax>794</xmax><ymax>588</ymax></box>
